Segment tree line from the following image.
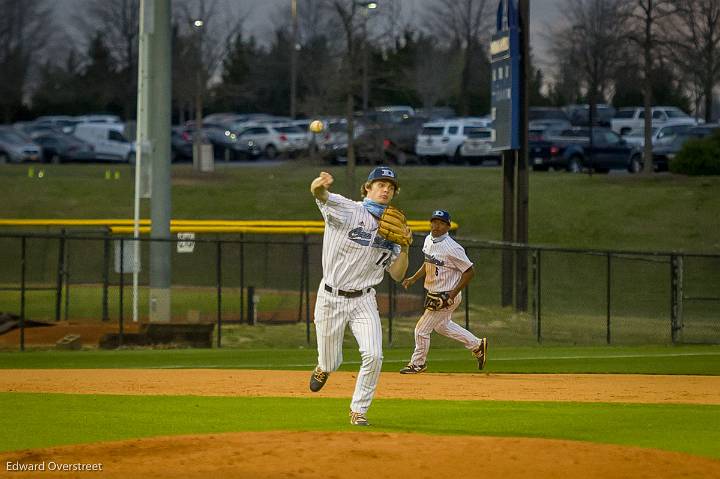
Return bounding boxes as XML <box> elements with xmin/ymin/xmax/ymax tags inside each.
<box><xmin>1</xmin><ymin>0</ymin><xmax>719</xmax><ymax>124</ymax></box>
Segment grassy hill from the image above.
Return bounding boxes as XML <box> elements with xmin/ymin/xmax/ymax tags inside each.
<box><xmin>1</xmin><ymin>162</ymin><xmax>719</xmax><ymax>252</ymax></box>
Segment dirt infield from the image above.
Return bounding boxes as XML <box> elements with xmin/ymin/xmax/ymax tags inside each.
<box><xmin>1</xmin><ymin>369</ymin><xmax>720</xmax><ymax>404</ymax></box>
<box><xmin>2</xmin><ymin>369</ymin><xmax>719</xmax><ymax>477</ymax></box>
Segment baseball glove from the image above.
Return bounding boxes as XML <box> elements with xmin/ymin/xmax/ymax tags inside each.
<box><xmin>424</xmin><ymin>292</ymin><xmax>453</xmax><ymax>311</ymax></box>
<box><xmin>377</xmin><ymin>205</ymin><xmax>412</xmax><ymax>246</ymax></box>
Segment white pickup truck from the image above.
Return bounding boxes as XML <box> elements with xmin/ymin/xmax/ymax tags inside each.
<box><xmin>610</xmin><ymin>106</ymin><xmax>697</xmax><ymax>135</ymax></box>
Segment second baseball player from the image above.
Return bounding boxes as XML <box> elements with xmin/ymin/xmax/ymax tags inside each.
<box><xmin>401</xmin><ymin>209</ymin><xmax>487</xmax><ymax>373</ymax></box>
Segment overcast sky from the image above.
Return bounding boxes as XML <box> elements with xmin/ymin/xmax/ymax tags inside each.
<box><xmin>60</xmin><ymin>0</ymin><xmax>562</xmax><ymax>69</ymax></box>
<box><xmin>239</xmin><ymin>0</ymin><xmax>563</xmax><ymax>66</ymax></box>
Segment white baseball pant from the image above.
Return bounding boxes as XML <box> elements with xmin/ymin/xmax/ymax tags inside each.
<box><xmin>410</xmin><ymin>292</ymin><xmax>481</xmax><ymax>366</ymax></box>
<box><xmin>314</xmin><ymin>283</ymin><xmax>383</xmax><ymax>414</ymax></box>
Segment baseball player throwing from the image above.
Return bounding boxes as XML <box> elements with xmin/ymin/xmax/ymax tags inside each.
<box><xmin>309</xmin><ymin>167</ymin><xmax>412</xmax><ymax>426</ymax></box>
<box><xmin>400</xmin><ymin>209</ymin><xmax>487</xmax><ymax>374</ymax></box>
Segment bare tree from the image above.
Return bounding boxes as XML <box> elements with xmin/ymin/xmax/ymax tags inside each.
<box><xmin>172</xmin><ymin>0</ymin><xmax>250</xmax><ymax>127</ymax></box>
<box><xmin>321</xmin><ymin>0</ymin><xmax>378</xmax><ymax>197</ymax></box>
<box><xmin>412</xmin><ymin>39</ymin><xmax>453</xmax><ymax>109</ymax></box>
<box><xmin>550</xmin><ymin>0</ymin><xmax>632</xmax><ymax>128</ymax></box>
<box><xmin>268</xmin><ymin>0</ymin><xmax>341</xmax><ymax>117</ymax></box>
<box><xmin>666</xmin><ymin>0</ymin><xmax>720</xmax><ymax>122</ymax></box>
<box><xmin>423</xmin><ymin>0</ymin><xmax>493</xmax><ymax>116</ymax></box>
<box><xmin>627</xmin><ymin>0</ymin><xmax>676</xmax><ymax>174</ymax></box>
<box><xmin>0</xmin><ymin>0</ymin><xmax>53</xmax><ymax>122</ymax></box>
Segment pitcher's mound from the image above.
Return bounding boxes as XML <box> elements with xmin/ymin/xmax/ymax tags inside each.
<box><xmin>3</xmin><ymin>431</ymin><xmax>719</xmax><ymax>478</ymax></box>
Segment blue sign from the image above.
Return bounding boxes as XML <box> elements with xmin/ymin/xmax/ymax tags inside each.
<box><xmin>491</xmin><ymin>0</ymin><xmax>521</xmax><ymax>151</ymax></box>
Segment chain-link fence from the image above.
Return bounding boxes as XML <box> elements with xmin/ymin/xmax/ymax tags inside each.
<box><xmin>0</xmin><ymin>231</ymin><xmax>718</xmax><ymax>350</ymax></box>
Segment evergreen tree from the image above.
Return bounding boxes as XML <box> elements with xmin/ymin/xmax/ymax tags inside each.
<box><xmin>81</xmin><ymin>31</ymin><xmax>122</xmax><ymax>114</ymax></box>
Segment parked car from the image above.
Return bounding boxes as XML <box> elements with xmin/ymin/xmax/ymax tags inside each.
<box><xmin>415</xmin><ymin>118</ymin><xmax>491</xmax><ymax>164</ymax></box>
<box><xmin>74</xmin><ymin>114</ymin><xmax>123</xmax><ymax>124</ymax></box>
<box><xmin>291</xmin><ymin>119</ymin><xmax>314</xmax><ymax>143</ymax></box>
<box><xmin>564</xmin><ymin>104</ymin><xmax>616</xmax><ymax>127</ymax></box>
<box><xmin>352</xmin><ymin>115</ymin><xmax>427</xmax><ymax>165</ymax></box>
<box><xmin>181</xmin><ymin>125</ymin><xmax>260</xmax><ymax>161</ymax></box>
<box><xmin>0</xmin><ymin>127</ymin><xmax>42</xmax><ymax>164</ymax></box>
<box><xmin>459</xmin><ymin>126</ymin><xmax>499</xmax><ymax>165</ymax></box>
<box><xmin>621</xmin><ymin>122</ymin><xmax>692</xmax><ymax>147</ymax></box>
<box><xmin>529</xmin><ymin>127</ymin><xmax>639</xmax><ymax>173</ymax></box>
<box><xmin>414</xmin><ymin>106</ymin><xmax>456</xmax><ymax>121</ymax></box>
<box><xmin>316</xmin><ymin>119</ymin><xmax>354</xmax><ymax>161</ymax></box>
<box><xmin>31</xmin><ymin>132</ymin><xmax>95</xmax><ymax>163</ymax></box>
<box><xmin>685</xmin><ymin>123</ymin><xmax>720</xmax><ymax>137</ymax></box>
<box><xmin>235</xmin><ymin>123</ymin><xmax>309</xmax><ymax>159</ymax></box>
<box><xmin>33</xmin><ymin>116</ymin><xmax>82</xmax><ymax>133</ymax></box>
<box><xmin>649</xmin><ymin>124</ymin><xmax>720</xmax><ymax>171</ymax></box>
<box><xmin>73</xmin><ymin>123</ymin><xmax>135</xmax><ymax>162</ymax></box>
<box><xmin>529</xmin><ymin>107</ymin><xmax>572</xmax><ymax>131</ymax></box>
<box><xmin>373</xmin><ymin>105</ymin><xmax>415</xmax><ymax>122</ymax></box>
<box><xmin>610</xmin><ymin>106</ymin><xmax>697</xmax><ymax>135</ymax></box>
<box><xmin>171</xmin><ymin>127</ymin><xmax>194</xmax><ymax>162</ymax></box>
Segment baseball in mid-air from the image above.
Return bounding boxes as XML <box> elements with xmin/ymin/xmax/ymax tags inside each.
<box><xmin>309</xmin><ymin>120</ymin><xmax>324</xmax><ymax>133</ymax></box>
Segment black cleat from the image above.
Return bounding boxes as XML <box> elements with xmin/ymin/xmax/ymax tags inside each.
<box><xmin>399</xmin><ymin>363</ymin><xmax>427</xmax><ymax>374</ymax></box>
<box><xmin>309</xmin><ymin>366</ymin><xmax>330</xmax><ymax>392</ymax></box>
<box><xmin>472</xmin><ymin>338</ymin><xmax>488</xmax><ymax>370</ymax></box>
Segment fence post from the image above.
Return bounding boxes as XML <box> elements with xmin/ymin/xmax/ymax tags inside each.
<box><xmin>305</xmin><ymin>240</ymin><xmax>311</xmax><ymax>345</ymax></box>
<box><xmin>670</xmin><ymin>254</ymin><xmax>683</xmax><ymax>344</ymax></box>
<box><xmin>102</xmin><ymin>232</ymin><xmax>110</xmax><ymax>321</ymax></box>
<box><xmin>20</xmin><ymin>236</ymin><xmax>26</xmax><ymax>352</ymax></box>
<box><xmin>388</xmin><ymin>279</ymin><xmax>394</xmax><ymax>346</ymax></box>
<box><xmin>298</xmin><ymin>235</ymin><xmax>306</xmax><ymax>323</ymax></box>
<box><xmin>239</xmin><ymin>234</ymin><xmax>245</xmax><ymax>324</ymax></box>
<box><xmin>64</xmin><ymin>238</ymin><xmax>70</xmax><ymax>321</ymax></box>
<box><xmin>119</xmin><ymin>238</ymin><xmax>124</xmax><ymax>348</ymax></box>
<box><xmin>247</xmin><ymin>286</ymin><xmax>255</xmax><ymax>325</ymax></box>
<box><xmin>606</xmin><ymin>253</ymin><xmax>612</xmax><ymax>344</ymax></box>
<box><xmin>55</xmin><ymin>229</ymin><xmax>66</xmax><ymax>322</ymax></box>
<box><xmin>216</xmin><ymin>241</ymin><xmax>223</xmax><ymax>348</ymax></box>
<box><xmin>532</xmin><ymin>249</ymin><xmax>542</xmax><ymax>341</ymax></box>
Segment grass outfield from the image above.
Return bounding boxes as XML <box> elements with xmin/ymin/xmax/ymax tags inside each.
<box><xmin>2</xmin><ymin>163</ymin><xmax>720</xmax><ymax>252</ymax></box>
<box><xmin>1</xmin><ymin>394</ymin><xmax>719</xmax><ymax>458</ymax></box>
<box><xmin>1</xmin><ymin>345</ymin><xmax>719</xmax><ymax>374</ymax></box>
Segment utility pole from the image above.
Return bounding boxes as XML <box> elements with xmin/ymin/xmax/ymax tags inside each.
<box><xmin>140</xmin><ymin>0</ymin><xmax>173</xmax><ymax>323</ymax></box>
<box><xmin>515</xmin><ymin>0</ymin><xmax>529</xmax><ymax>311</ymax></box>
<box><xmin>290</xmin><ymin>0</ymin><xmax>299</xmax><ymax>118</ymax></box>
<box><xmin>192</xmin><ymin>19</ymin><xmax>207</xmax><ymax>171</ymax></box>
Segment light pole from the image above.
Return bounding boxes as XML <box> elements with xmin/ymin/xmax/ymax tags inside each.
<box><xmin>192</xmin><ymin>19</ymin><xmax>205</xmax><ymax>170</ymax></box>
<box><xmin>358</xmin><ymin>1</ymin><xmax>377</xmax><ymax>111</ymax></box>
<box><xmin>290</xmin><ymin>0</ymin><xmax>299</xmax><ymax>118</ymax></box>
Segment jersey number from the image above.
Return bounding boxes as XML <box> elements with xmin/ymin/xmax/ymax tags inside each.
<box><xmin>376</xmin><ymin>251</ymin><xmax>391</xmax><ymax>267</ymax></box>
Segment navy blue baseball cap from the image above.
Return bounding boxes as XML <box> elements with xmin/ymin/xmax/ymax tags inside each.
<box><xmin>367</xmin><ymin>167</ymin><xmax>398</xmax><ymax>188</ymax></box>
<box><xmin>430</xmin><ymin>210</ymin><xmax>451</xmax><ymax>224</ymax></box>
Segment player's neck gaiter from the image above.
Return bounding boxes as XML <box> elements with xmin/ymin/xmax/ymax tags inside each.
<box><xmin>362</xmin><ymin>198</ymin><xmax>387</xmax><ymax>218</ymax></box>
<box><xmin>432</xmin><ymin>233</ymin><xmax>449</xmax><ymax>243</ymax></box>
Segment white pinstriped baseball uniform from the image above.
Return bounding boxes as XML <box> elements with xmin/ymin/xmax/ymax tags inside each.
<box><xmin>410</xmin><ymin>232</ymin><xmax>481</xmax><ymax>367</ymax></box>
<box><xmin>314</xmin><ymin>192</ymin><xmax>401</xmax><ymax>414</ymax></box>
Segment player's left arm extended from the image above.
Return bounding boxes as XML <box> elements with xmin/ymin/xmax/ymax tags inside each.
<box><xmin>449</xmin><ymin>266</ymin><xmax>475</xmax><ymax>301</ymax></box>
<box><xmin>387</xmin><ymin>245</ymin><xmax>410</xmax><ymax>282</ymax></box>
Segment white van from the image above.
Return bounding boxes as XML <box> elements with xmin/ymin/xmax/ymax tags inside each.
<box><xmin>415</xmin><ymin>118</ymin><xmax>491</xmax><ymax>163</ymax></box>
<box><xmin>73</xmin><ymin>123</ymin><xmax>134</xmax><ymax>162</ymax></box>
